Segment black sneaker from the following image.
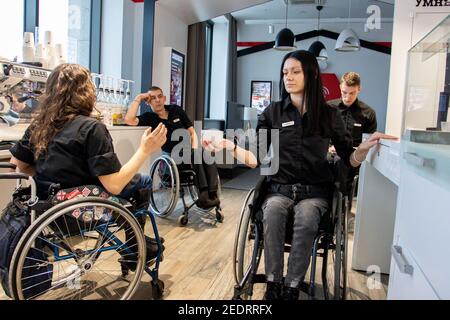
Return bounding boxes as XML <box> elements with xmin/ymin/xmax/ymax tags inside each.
<box><xmin>145</xmin><ymin>236</ymin><xmax>165</xmax><ymax>261</ymax></box>
<box><xmin>120</xmin><ymin>236</ymin><xmax>165</xmax><ymax>271</ymax></box>
<box><xmin>263</xmin><ymin>282</ymin><xmax>282</xmax><ymax>300</ymax></box>
<box><xmin>281</xmin><ymin>286</ymin><xmax>300</xmax><ymax>301</ymax></box>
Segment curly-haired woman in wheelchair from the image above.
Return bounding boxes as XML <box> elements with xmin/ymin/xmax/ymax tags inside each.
<box><xmin>205</xmin><ymin>50</ymin><xmax>396</xmax><ymax>300</ymax></box>
<box><xmin>9</xmin><ymin>63</ymin><xmax>168</xmax><ymax>263</ymax></box>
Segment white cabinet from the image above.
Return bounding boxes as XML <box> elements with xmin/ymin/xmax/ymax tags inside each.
<box><xmin>388</xmin><ymin>238</ymin><xmax>439</xmax><ymax>300</ymax></box>
<box><xmin>388</xmin><ymin>142</ymin><xmax>450</xmax><ymax>299</ymax></box>
<box><xmin>352</xmin><ymin>139</ymin><xmax>400</xmax><ymax>274</ymax></box>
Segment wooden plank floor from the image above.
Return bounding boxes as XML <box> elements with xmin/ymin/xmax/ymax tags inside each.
<box><xmin>0</xmin><ymin>188</ymin><xmax>389</xmax><ymax>300</ymax></box>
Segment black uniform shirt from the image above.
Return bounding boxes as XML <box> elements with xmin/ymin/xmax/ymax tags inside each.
<box><xmin>329</xmin><ymin>98</ymin><xmax>377</xmax><ymax>147</ymax></box>
<box><xmin>10</xmin><ymin>115</ymin><xmax>122</xmax><ymax>196</ymax></box>
<box><xmin>137</xmin><ymin>105</ymin><xmax>193</xmax><ymax>153</ymax></box>
<box><xmin>256</xmin><ymin>97</ymin><xmax>354</xmax><ymax>187</ymax></box>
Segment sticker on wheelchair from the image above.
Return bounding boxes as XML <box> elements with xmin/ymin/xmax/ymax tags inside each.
<box><xmin>54</xmin><ymin>186</ymin><xmax>110</xmax><ymax>204</ymax></box>
<box><xmin>71</xmin><ymin>206</ymin><xmax>113</xmax><ymax>223</ymax></box>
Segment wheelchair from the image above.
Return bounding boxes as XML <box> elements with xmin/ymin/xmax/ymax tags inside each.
<box><xmin>148</xmin><ymin>154</ymin><xmax>223</xmax><ymax>226</ymax></box>
<box><xmin>0</xmin><ymin>163</ymin><xmax>165</xmax><ymax>300</ymax></box>
<box><xmin>232</xmin><ymin>157</ymin><xmax>357</xmax><ymax>300</ymax></box>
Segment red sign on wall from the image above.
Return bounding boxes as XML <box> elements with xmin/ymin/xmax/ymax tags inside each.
<box><xmin>321</xmin><ymin>73</ymin><xmax>341</xmax><ymax>101</ymax></box>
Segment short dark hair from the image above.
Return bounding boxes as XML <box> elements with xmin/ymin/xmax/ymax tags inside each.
<box><xmin>149</xmin><ymin>86</ymin><xmax>163</xmax><ymax>94</ymax></box>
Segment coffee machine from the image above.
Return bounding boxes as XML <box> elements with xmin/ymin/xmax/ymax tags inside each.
<box><xmin>0</xmin><ymin>60</ymin><xmax>51</xmax><ymax>127</ymax></box>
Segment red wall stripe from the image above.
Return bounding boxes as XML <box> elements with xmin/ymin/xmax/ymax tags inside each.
<box><xmin>374</xmin><ymin>42</ymin><xmax>392</xmax><ymax>48</ymax></box>
<box><xmin>237</xmin><ymin>42</ymin><xmax>269</xmax><ymax>47</ymax></box>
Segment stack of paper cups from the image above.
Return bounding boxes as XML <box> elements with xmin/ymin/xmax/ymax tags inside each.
<box><xmin>22</xmin><ymin>32</ymin><xmax>35</xmax><ymax>63</ymax></box>
<box><xmin>34</xmin><ymin>43</ymin><xmax>48</xmax><ymax>68</ymax></box>
<box><xmin>55</xmin><ymin>44</ymin><xmax>67</xmax><ymax>65</ymax></box>
<box><xmin>45</xmin><ymin>31</ymin><xmax>59</xmax><ymax>69</ymax></box>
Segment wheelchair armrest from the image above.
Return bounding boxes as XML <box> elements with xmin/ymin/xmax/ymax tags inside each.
<box><xmin>0</xmin><ymin>172</ymin><xmax>29</xmax><ymax>180</ymax></box>
<box><xmin>0</xmin><ymin>163</ymin><xmax>17</xmax><ymax>170</ymax></box>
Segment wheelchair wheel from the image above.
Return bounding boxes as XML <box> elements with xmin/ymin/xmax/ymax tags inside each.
<box><xmin>233</xmin><ymin>189</ymin><xmax>262</xmax><ymax>285</ymax></box>
<box><xmin>149</xmin><ymin>155</ymin><xmax>180</xmax><ymax>217</ymax></box>
<box><xmin>9</xmin><ymin>197</ymin><xmax>146</xmax><ymax>300</ymax></box>
<box><xmin>151</xmin><ymin>279</ymin><xmax>165</xmax><ymax>300</ymax></box>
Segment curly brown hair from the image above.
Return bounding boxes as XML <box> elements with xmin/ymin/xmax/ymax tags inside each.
<box><xmin>30</xmin><ymin>64</ymin><xmax>96</xmax><ymax>160</ymax></box>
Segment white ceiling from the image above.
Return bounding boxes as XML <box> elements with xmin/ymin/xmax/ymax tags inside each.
<box><xmin>230</xmin><ymin>0</ymin><xmax>395</xmax><ymax>22</ymax></box>
<box><xmin>157</xmin><ymin>0</ymin><xmax>273</xmax><ymax>25</ymax></box>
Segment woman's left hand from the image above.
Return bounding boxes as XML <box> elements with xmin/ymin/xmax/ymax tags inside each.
<box><xmin>202</xmin><ymin>138</ymin><xmax>234</xmax><ymax>153</ymax></box>
<box><xmin>358</xmin><ymin>132</ymin><xmax>399</xmax><ymax>154</ymax></box>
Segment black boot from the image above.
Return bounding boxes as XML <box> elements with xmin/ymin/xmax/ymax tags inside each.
<box><xmin>281</xmin><ymin>286</ymin><xmax>300</xmax><ymax>301</ymax></box>
<box><xmin>121</xmin><ymin>236</ymin><xmax>165</xmax><ymax>272</ymax></box>
<box><xmin>263</xmin><ymin>282</ymin><xmax>282</xmax><ymax>300</ymax></box>
<box><xmin>196</xmin><ymin>189</ymin><xmax>216</xmax><ymax>209</ymax></box>
<box><xmin>208</xmin><ymin>191</ymin><xmax>220</xmax><ymax>207</ymax></box>
<box><xmin>145</xmin><ymin>236</ymin><xmax>165</xmax><ymax>261</ymax></box>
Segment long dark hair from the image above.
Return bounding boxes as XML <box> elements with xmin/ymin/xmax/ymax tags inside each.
<box><xmin>279</xmin><ymin>50</ymin><xmax>327</xmax><ymax>135</ymax></box>
<box><xmin>30</xmin><ymin>64</ymin><xmax>96</xmax><ymax>159</ymax></box>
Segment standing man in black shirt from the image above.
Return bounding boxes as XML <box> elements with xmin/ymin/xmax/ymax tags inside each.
<box><xmin>329</xmin><ymin>72</ymin><xmax>377</xmax><ymax>148</ymax></box>
<box><xmin>125</xmin><ymin>86</ymin><xmax>220</xmax><ymax>209</ymax></box>
<box><xmin>329</xmin><ymin>72</ymin><xmax>377</xmax><ymax>194</ymax></box>
<box><xmin>205</xmin><ymin>51</ymin><xmax>396</xmax><ymax>300</ymax></box>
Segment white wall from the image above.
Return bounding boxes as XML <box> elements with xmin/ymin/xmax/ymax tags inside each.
<box><xmin>132</xmin><ymin>4</ymin><xmax>144</xmax><ymax>99</ymax></box>
<box><xmin>385</xmin><ymin>1</ymin><xmax>450</xmax><ymax>136</ymax></box>
<box><xmin>236</xmin><ymin>35</ymin><xmax>393</xmax><ymax>132</ymax></box>
<box><xmin>152</xmin><ymin>2</ymin><xmax>188</xmax><ymax>101</ymax></box>
<box><xmin>101</xmin><ymin>1</ymin><xmax>189</xmax><ymax>111</ymax></box>
<box><xmin>209</xmin><ymin>22</ymin><xmax>229</xmax><ymax>120</ymax></box>
<box><xmin>100</xmin><ymin>0</ymin><xmax>144</xmax><ymax>98</ymax></box>
<box><xmin>100</xmin><ymin>0</ymin><xmax>124</xmax><ymax>78</ymax></box>
<box><xmin>208</xmin><ymin>17</ymin><xmax>393</xmax><ymax>128</ymax></box>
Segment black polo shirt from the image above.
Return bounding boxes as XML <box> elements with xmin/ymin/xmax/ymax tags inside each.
<box><xmin>256</xmin><ymin>97</ymin><xmax>354</xmax><ymax>186</ymax></box>
<box><xmin>10</xmin><ymin>115</ymin><xmax>122</xmax><ymax>197</ymax></box>
<box><xmin>137</xmin><ymin>105</ymin><xmax>193</xmax><ymax>153</ymax></box>
<box><xmin>329</xmin><ymin>98</ymin><xmax>377</xmax><ymax>147</ymax></box>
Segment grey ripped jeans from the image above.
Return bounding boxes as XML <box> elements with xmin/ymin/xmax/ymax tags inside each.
<box><xmin>262</xmin><ymin>194</ymin><xmax>329</xmax><ymax>288</ymax></box>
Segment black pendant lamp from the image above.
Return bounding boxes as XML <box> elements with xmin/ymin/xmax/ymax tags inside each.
<box><xmin>308</xmin><ymin>5</ymin><xmax>328</xmax><ymax>61</ymax></box>
<box><xmin>274</xmin><ymin>0</ymin><xmax>296</xmax><ymax>51</ymax></box>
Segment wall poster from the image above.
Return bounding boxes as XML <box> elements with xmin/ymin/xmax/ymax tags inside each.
<box><xmin>170</xmin><ymin>49</ymin><xmax>185</xmax><ymax>107</ymax></box>
<box><xmin>251</xmin><ymin>81</ymin><xmax>272</xmax><ymax>114</ymax></box>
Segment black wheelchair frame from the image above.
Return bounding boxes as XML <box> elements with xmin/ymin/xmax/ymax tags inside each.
<box><xmin>232</xmin><ymin>159</ymin><xmax>357</xmax><ymax>300</ymax></box>
<box><xmin>0</xmin><ymin>163</ymin><xmax>165</xmax><ymax>300</ymax></box>
<box><xmin>149</xmin><ymin>155</ymin><xmax>223</xmax><ymax>226</ymax></box>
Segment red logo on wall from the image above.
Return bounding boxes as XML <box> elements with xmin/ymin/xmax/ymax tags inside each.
<box><xmin>321</xmin><ymin>73</ymin><xmax>341</xmax><ymax>101</ymax></box>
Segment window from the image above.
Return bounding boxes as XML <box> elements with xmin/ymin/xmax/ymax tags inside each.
<box><xmin>0</xmin><ymin>0</ymin><xmax>25</xmax><ymax>61</ymax></box>
<box><xmin>204</xmin><ymin>21</ymin><xmax>214</xmax><ymax>118</ymax></box>
<box><xmin>38</xmin><ymin>0</ymin><xmax>91</xmax><ymax>67</ymax></box>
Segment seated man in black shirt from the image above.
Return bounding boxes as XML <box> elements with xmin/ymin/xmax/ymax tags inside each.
<box><xmin>125</xmin><ymin>86</ymin><xmax>220</xmax><ymax>209</ymax></box>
